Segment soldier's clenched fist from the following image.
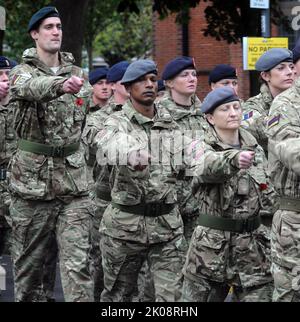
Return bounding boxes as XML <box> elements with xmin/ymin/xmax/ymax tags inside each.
<box><xmin>237</xmin><ymin>151</ymin><xmax>255</xmax><ymax>169</ymax></box>
<box><xmin>62</xmin><ymin>76</ymin><xmax>84</xmax><ymax>94</ymax></box>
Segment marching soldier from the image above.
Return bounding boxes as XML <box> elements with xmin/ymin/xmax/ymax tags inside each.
<box><xmin>82</xmin><ymin>60</ymin><xmax>129</xmax><ymax>301</ymax></box>
<box><xmin>181</xmin><ymin>87</ymin><xmax>277</xmax><ymax>302</ymax></box>
<box><xmin>242</xmin><ymin>48</ymin><xmax>295</xmax><ymax>155</ymax></box>
<box><xmin>96</xmin><ymin>59</ymin><xmax>187</xmax><ymax>301</ymax></box>
<box><xmin>8</xmin><ymin>6</ymin><xmax>93</xmax><ymax>301</ymax></box>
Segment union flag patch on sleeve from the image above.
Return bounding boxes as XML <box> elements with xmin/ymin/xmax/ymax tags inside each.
<box><xmin>268</xmin><ymin>115</ymin><xmax>281</xmax><ymax>128</ymax></box>
<box><xmin>243</xmin><ymin>111</ymin><xmax>253</xmax><ymax>120</ymax></box>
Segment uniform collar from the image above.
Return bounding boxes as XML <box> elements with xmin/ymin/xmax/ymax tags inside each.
<box><xmin>206</xmin><ymin>126</ymin><xmax>258</xmax><ymax>150</ymax></box>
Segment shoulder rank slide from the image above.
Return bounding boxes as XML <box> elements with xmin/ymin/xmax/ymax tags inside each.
<box><xmin>243</xmin><ymin>111</ymin><xmax>253</xmax><ymax>120</ymax></box>
<box><xmin>268</xmin><ymin>114</ymin><xmax>281</xmax><ymax>128</ymax></box>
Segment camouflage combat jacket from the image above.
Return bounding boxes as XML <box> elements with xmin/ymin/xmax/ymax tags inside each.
<box><xmin>82</xmin><ymin>96</ymin><xmax>123</xmax><ymax>193</ymax></box>
<box><xmin>0</xmin><ymin>102</ymin><xmax>17</xmax><ymax>212</ymax></box>
<box><xmin>158</xmin><ymin>91</ymin><xmax>208</xmax><ymax>217</ymax></box>
<box><xmin>241</xmin><ymin>83</ymin><xmax>273</xmax><ymax>154</ymax></box>
<box><xmin>266</xmin><ymin>77</ymin><xmax>300</xmax><ymax>199</ymax></box>
<box><xmin>183</xmin><ymin>128</ymin><xmax>275</xmax><ymax>287</ymax></box>
<box><xmin>8</xmin><ymin>48</ymin><xmax>92</xmax><ymax>200</ymax></box>
<box><xmin>0</xmin><ymin>102</ymin><xmax>16</xmax><ymax>168</ymax></box>
<box><xmin>95</xmin><ymin>100</ymin><xmax>184</xmax><ymax>243</ymax></box>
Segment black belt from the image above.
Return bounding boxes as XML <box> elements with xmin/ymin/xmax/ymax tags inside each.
<box><xmin>198</xmin><ymin>213</ymin><xmax>261</xmax><ymax>233</ymax></box>
<box><xmin>0</xmin><ymin>168</ymin><xmax>7</xmax><ymax>181</ymax></box>
<box><xmin>111</xmin><ymin>201</ymin><xmax>175</xmax><ymax>217</ymax></box>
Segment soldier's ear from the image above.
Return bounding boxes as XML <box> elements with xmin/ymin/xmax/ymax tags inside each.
<box><xmin>165</xmin><ymin>79</ymin><xmax>173</xmax><ymax>89</ymax></box>
<box><xmin>206</xmin><ymin>113</ymin><xmax>215</xmax><ymax>126</ymax></box>
<box><xmin>260</xmin><ymin>71</ymin><xmax>270</xmax><ymax>83</ymax></box>
<box><xmin>30</xmin><ymin>30</ymin><xmax>38</xmax><ymax>41</ymax></box>
<box><xmin>125</xmin><ymin>84</ymin><xmax>131</xmax><ymax>94</ymax></box>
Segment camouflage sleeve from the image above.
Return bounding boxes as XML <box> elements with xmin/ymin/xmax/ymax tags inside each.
<box><xmin>9</xmin><ymin>65</ymin><xmax>67</xmax><ymax>103</ymax></box>
<box><xmin>82</xmin><ymin>114</ymin><xmax>104</xmax><ymax>149</ymax></box>
<box><xmin>252</xmin><ymin>145</ymin><xmax>279</xmax><ymax>217</ymax></box>
<box><xmin>94</xmin><ymin>114</ymin><xmax>146</xmax><ymax>164</ymax></box>
<box><xmin>241</xmin><ymin>101</ymin><xmax>266</xmax><ymax>143</ymax></box>
<box><xmin>187</xmin><ymin>140</ymin><xmax>240</xmax><ymax>183</ymax></box>
<box><xmin>266</xmin><ymin>96</ymin><xmax>300</xmax><ymax>175</ymax></box>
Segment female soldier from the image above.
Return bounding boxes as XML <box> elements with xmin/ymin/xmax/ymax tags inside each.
<box><xmin>159</xmin><ymin>56</ymin><xmax>208</xmax><ymax>242</ymax></box>
<box><xmin>242</xmin><ymin>48</ymin><xmax>295</xmax><ymax>155</ymax></box>
<box><xmin>181</xmin><ymin>87</ymin><xmax>277</xmax><ymax>302</ymax></box>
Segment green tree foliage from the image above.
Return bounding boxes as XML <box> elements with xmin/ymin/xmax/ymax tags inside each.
<box><xmin>202</xmin><ymin>0</ymin><xmax>291</xmax><ymax>43</ymax></box>
<box><xmin>84</xmin><ymin>0</ymin><xmax>120</xmax><ymax>70</ymax></box>
<box><xmin>1</xmin><ymin>0</ymin><xmax>48</xmax><ymax>60</ymax></box>
<box><xmin>92</xmin><ymin>0</ymin><xmax>152</xmax><ymax>66</ymax></box>
<box><xmin>118</xmin><ymin>0</ymin><xmax>290</xmax><ymax>43</ymax></box>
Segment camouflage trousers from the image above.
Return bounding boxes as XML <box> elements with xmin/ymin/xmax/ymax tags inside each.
<box><xmin>271</xmin><ymin>209</ymin><xmax>300</xmax><ymax>302</ymax></box>
<box><xmin>88</xmin><ymin>196</ymin><xmax>109</xmax><ymax>302</ymax></box>
<box><xmin>183</xmin><ymin>214</ymin><xmax>199</xmax><ymax>245</ymax></box>
<box><xmin>9</xmin><ymin>195</ymin><xmax>94</xmax><ymax>302</ymax></box>
<box><xmin>42</xmin><ymin>233</ymin><xmax>58</xmax><ymax>302</ymax></box>
<box><xmin>181</xmin><ymin>275</ymin><xmax>273</xmax><ymax>302</ymax></box>
<box><xmin>100</xmin><ymin>234</ymin><xmax>186</xmax><ymax>302</ymax></box>
<box><xmin>133</xmin><ymin>259</ymin><xmax>155</xmax><ymax>302</ymax></box>
<box><xmin>0</xmin><ymin>183</ymin><xmax>12</xmax><ymax>255</ymax></box>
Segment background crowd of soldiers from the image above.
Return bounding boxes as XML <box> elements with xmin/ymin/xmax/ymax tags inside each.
<box><xmin>1</xmin><ymin>5</ymin><xmax>300</xmax><ymax>302</ymax></box>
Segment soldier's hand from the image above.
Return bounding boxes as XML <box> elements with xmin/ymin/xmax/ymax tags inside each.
<box><xmin>128</xmin><ymin>149</ymin><xmax>150</xmax><ymax>171</ymax></box>
<box><xmin>62</xmin><ymin>76</ymin><xmax>84</xmax><ymax>94</ymax></box>
<box><xmin>0</xmin><ymin>81</ymin><xmax>9</xmax><ymax>99</ymax></box>
<box><xmin>238</xmin><ymin>151</ymin><xmax>255</xmax><ymax>169</ymax></box>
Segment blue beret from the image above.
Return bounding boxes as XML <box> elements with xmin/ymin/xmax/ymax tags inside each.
<box><xmin>201</xmin><ymin>87</ymin><xmax>239</xmax><ymax>114</ymax></box>
<box><xmin>157</xmin><ymin>80</ymin><xmax>165</xmax><ymax>92</ymax></box>
<box><xmin>255</xmin><ymin>48</ymin><xmax>293</xmax><ymax>71</ymax></box>
<box><xmin>107</xmin><ymin>61</ymin><xmax>130</xmax><ymax>83</ymax></box>
<box><xmin>121</xmin><ymin>59</ymin><xmax>157</xmax><ymax>84</ymax></box>
<box><xmin>162</xmin><ymin>56</ymin><xmax>195</xmax><ymax>80</ymax></box>
<box><xmin>9</xmin><ymin>59</ymin><xmax>18</xmax><ymax>68</ymax></box>
<box><xmin>89</xmin><ymin>67</ymin><xmax>109</xmax><ymax>85</ymax></box>
<box><xmin>209</xmin><ymin>64</ymin><xmax>237</xmax><ymax>85</ymax></box>
<box><xmin>0</xmin><ymin>56</ymin><xmax>14</xmax><ymax>69</ymax></box>
<box><xmin>28</xmin><ymin>6</ymin><xmax>60</xmax><ymax>32</ymax></box>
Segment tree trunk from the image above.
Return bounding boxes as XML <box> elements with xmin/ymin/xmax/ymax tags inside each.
<box><xmin>86</xmin><ymin>43</ymin><xmax>93</xmax><ymax>71</ymax></box>
<box><xmin>52</xmin><ymin>0</ymin><xmax>89</xmax><ymax>66</ymax></box>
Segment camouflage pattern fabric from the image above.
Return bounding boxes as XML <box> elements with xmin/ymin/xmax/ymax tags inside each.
<box><xmin>9</xmin><ymin>48</ymin><xmax>92</xmax><ymax>200</ymax></box>
<box><xmin>158</xmin><ymin>91</ymin><xmax>208</xmax><ymax>243</ymax></box>
<box><xmin>9</xmin><ymin>196</ymin><xmax>93</xmax><ymax>302</ymax></box>
<box><xmin>42</xmin><ymin>233</ymin><xmax>58</xmax><ymax>302</ymax></box>
<box><xmin>8</xmin><ymin>48</ymin><xmax>93</xmax><ymax>302</ymax></box>
<box><xmin>182</xmin><ymin>276</ymin><xmax>274</xmax><ymax>302</ymax></box>
<box><xmin>95</xmin><ymin>100</ymin><xmax>187</xmax><ymax>301</ymax></box>
<box><xmin>182</xmin><ymin>127</ymin><xmax>276</xmax><ymax>301</ymax></box>
<box><xmin>0</xmin><ymin>101</ymin><xmax>17</xmax><ymax>255</ymax></box>
<box><xmin>241</xmin><ymin>83</ymin><xmax>273</xmax><ymax>155</ymax></box>
<box><xmin>100</xmin><ymin>232</ymin><xmax>186</xmax><ymax>302</ymax></box>
<box><xmin>266</xmin><ymin>77</ymin><xmax>300</xmax><ymax>301</ymax></box>
<box><xmin>82</xmin><ymin>95</ymin><xmax>123</xmax><ymax>301</ymax></box>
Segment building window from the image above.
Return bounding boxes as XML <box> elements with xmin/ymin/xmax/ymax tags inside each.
<box><xmin>279</xmin><ymin>0</ymin><xmax>300</xmax><ymax>48</ymax></box>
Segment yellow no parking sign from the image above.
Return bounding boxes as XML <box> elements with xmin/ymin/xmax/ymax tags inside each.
<box><xmin>243</xmin><ymin>37</ymin><xmax>289</xmax><ymax>70</ymax></box>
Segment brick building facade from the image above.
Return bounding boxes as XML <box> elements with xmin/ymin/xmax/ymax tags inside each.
<box><xmin>152</xmin><ymin>2</ymin><xmax>292</xmax><ymax>101</ymax></box>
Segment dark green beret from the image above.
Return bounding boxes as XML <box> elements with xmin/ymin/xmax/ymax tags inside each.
<box><xmin>28</xmin><ymin>6</ymin><xmax>60</xmax><ymax>32</ymax></box>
